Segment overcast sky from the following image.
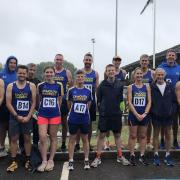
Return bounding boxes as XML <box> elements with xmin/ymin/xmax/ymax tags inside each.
<box><xmin>0</xmin><ymin>0</ymin><xmax>179</xmax><ymax>78</ymax></box>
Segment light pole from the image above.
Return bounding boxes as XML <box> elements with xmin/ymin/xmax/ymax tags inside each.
<box><xmin>115</xmin><ymin>0</ymin><xmax>118</xmax><ymax>56</ymax></box>
<box><xmin>91</xmin><ymin>38</ymin><xmax>95</xmax><ymax>69</ymax></box>
<box><xmin>152</xmin><ymin>0</ymin><xmax>156</xmax><ymax>69</ymax></box>
<box><xmin>140</xmin><ymin>0</ymin><xmax>156</xmax><ymax>69</ymax></box>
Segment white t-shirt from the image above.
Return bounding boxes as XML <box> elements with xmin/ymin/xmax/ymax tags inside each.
<box><xmin>156</xmin><ymin>82</ymin><xmax>166</xmax><ymax>96</ymax></box>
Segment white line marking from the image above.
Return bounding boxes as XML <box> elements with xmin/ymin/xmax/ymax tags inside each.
<box><xmin>60</xmin><ymin>162</ymin><xmax>69</xmax><ymax>180</ymax></box>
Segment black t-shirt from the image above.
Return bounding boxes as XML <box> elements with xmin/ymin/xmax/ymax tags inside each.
<box><xmin>27</xmin><ymin>77</ymin><xmax>40</xmax><ymax>86</ymax></box>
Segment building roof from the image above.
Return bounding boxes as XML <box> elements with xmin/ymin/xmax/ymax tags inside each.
<box><xmin>122</xmin><ymin>44</ymin><xmax>180</xmax><ymax>72</ymax></box>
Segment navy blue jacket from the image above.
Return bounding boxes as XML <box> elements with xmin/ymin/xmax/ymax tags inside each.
<box><xmin>150</xmin><ymin>82</ymin><xmax>177</xmax><ymax>118</ymax></box>
<box><xmin>0</xmin><ymin>56</ymin><xmax>18</xmax><ymax>89</ymax></box>
<box><xmin>97</xmin><ymin>79</ymin><xmax>123</xmax><ymax>117</ymax></box>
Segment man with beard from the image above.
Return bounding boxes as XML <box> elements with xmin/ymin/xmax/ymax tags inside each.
<box><xmin>0</xmin><ymin>56</ymin><xmax>18</xmax><ymax>157</ymax></box>
<box><xmin>158</xmin><ymin>49</ymin><xmax>180</xmax><ymax>149</ymax></box>
<box><xmin>54</xmin><ymin>54</ymin><xmax>73</xmax><ymax>152</ymax></box>
<box><xmin>6</xmin><ymin>65</ymin><xmax>36</xmax><ymax>172</ymax></box>
<box><xmin>74</xmin><ymin>53</ymin><xmax>99</xmax><ymax>152</ymax></box>
<box><xmin>19</xmin><ymin>63</ymin><xmax>40</xmax><ymax>152</ymax></box>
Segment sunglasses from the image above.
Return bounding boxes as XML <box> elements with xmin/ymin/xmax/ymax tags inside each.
<box><xmin>113</xmin><ymin>59</ymin><xmax>121</xmax><ymax>62</ymax></box>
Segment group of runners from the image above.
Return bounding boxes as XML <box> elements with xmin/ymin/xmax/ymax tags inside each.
<box><xmin>0</xmin><ymin>49</ymin><xmax>179</xmax><ymax>172</ymax></box>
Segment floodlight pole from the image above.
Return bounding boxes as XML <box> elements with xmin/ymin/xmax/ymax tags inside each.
<box><xmin>91</xmin><ymin>38</ymin><xmax>95</xmax><ymax>69</ymax></box>
<box><xmin>115</xmin><ymin>0</ymin><xmax>118</xmax><ymax>56</ymax></box>
<box><xmin>153</xmin><ymin>0</ymin><xmax>156</xmax><ymax>69</ymax></box>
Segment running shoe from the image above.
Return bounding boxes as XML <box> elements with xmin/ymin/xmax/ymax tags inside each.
<box><xmin>45</xmin><ymin>160</ymin><xmax>54</xmax><ymax>171</ymax></box>
<box><xmin>37</xmin><ymin>161</ymin><xmax>47</xmax><ymax>172</ymax></box>
<box><xmin>173</xmin><ymin>139</ymin><xmax>180</xmax><ymax>149</ymax></box>
<box><xmin>25</xmin><ymin>160</ymin><xmax>30</xmax><ymax>170</ymax></box>
<box><xmin>91</xmin><ymin>158</ymin><xmax>101</xmax><ymax>168</ymax></box>
<box><xmin>117</xmin><ymin>156</ymin><xmax>130</xmax><ymax>166</ymax></box>
<box><xmin>146</xmin><ymin>143</ymin><xmax>153</xmax><ymax>150</ymax></box>
<box><xmin>164</xmin><ymin>155</ymin><xmax>174</xmax><ymax>166</ymax></box>
<box><xmin>0</xmin><ymin>148</ymin><xmax>8</xmax><ymax>157</ymax></box>
<box><xmin>104</xmin><ymin>141</ymin><xmax>111</xmax><ymax>151</ymax></box>
<box><xmin>134</xmin><ymin>143</ymin><xmax>140</xmax><ymax>150</ymax></box>
<box><xmin>68</xmin><ymin>161</ymin><xmax>74</xmax><ymax>171</ymax></box>
<box><xmin>153</xmin><ymin>154</ymin><xmax>160</xmax><ymax>166</ymax></box>
<box><xmin>139</xmin><ymin>155</ymin><xmax>149</xmax><ymax>166</ymax></box>
<box><xmin>84</xmin><ymin>160</ymin><xmax>90</xmax><ymax>170</ymax></box>
<box><xmin>7</xmin><ymin>161</ymin><xmax>18</xmax><ymax>172</ymax></box>
<box><xmin>129</xmin><ymin>155</ymin><xmax>136</xmax><ymax>166</ymax></box>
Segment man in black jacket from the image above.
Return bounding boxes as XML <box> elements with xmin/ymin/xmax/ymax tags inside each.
<box><xmin>91</xmin><ymin>64</ymin><xmax>129</xmax><ymax>168</ymax></box>
<box><xmin>151</xmin><ymin>68</ymin><xmax>177</xmax><ymax>166</ymax></box>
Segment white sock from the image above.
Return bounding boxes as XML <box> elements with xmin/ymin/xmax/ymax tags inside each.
<box><xmin>85</xmin><ymin>158</ymin><xmax>89</xmax><ymax>161</ymax></box>
<box><xmin>165</xmin><ymin>152</ymin><xmax>170</xmax><ymax>157</ymax></box>
<box><xmin>154</xmin><ymin>152</ymin><xmax>158</xmax><ymax>156</ymax></box>
<box><xmin>69</xmin><ymin>159</ymin><xmax>73</xmax><ymax>162</ymax></box>
<box><xmin>140</xmin><ymin>154</ymin><xmax>144</xmax><ymax>157</ymax></box>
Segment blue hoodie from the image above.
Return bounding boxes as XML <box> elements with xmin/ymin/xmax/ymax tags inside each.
<box><xmin>158</xmin><ymin>60</ymin><xmax>180</xmax><ymax>87</ymax></box>
<box><xmin>0</xmin><ymin>56</ymin><xmax>18</xmax><ymax>89</ymax></box>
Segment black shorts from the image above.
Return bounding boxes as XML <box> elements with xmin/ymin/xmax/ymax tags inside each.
<box><xmin>152</xmin><ymin>115</ymin><xmax>173</xmax><ymax>127</ymax></box>
<box><xmin>0</xmin><ymin>103</ymin><xmax>10</xmax><ymax>123</ymax></box>
<box><xmin>61</xmin><ymin>97</ymin><xmax>69</xmax><ymax>117</ymax></box>
<box><xmin>68</xmin><ymin>123</ymin><xmax>89</xmax><ymax>135</ymax></box>
<box><xmin>98</xmin><ymin>116</ymin><xmax>122</xmax><ymax>134</ymax></box>
<box><xmin>9</xmin><ymin>115</ymin><xmax>33</xmax><ymax>137</ymax></box>
<box><xmin>89</xmin><ymin>102</ymin><xmax>96</xmax><ymax>122</ymax></box>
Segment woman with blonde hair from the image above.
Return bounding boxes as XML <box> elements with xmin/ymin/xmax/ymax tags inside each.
<box><xmin>127</xmin><ymin>67</ymin><xmax>151</xmax><ymax>166</ymax></box>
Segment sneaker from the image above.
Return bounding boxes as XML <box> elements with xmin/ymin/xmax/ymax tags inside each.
<box><xmin>173</xmin><ymin>140</ymin><xmax>180</xmax><ymax>149</ymax></box>
<box><xmin>153</xmin><ymin>154</ymin><xmax>160</xmax><ymax>166</ymax></box>
<box><xmin>68</xmin><ymin>161</ymin><xmax>74</xmax><ymax>171</ymax></box>
<box><xmin>0</xmin><ymin>148</ymin><xmax>8</xmax><ymax>157</ymax></box>
<box><xmin>91</xmin><ymin>158</ymin><xmax>101</xmax><ymax>168</ymax></box>
<box><xmin>117</xmin><ymin>156</ymin><xmax>130</xmax><ymax>166</ymax></box>
<box><xmin>61</xmin><ymin>143</ymin><xmax>67</xmax><ymax>152</ymax></box>
<box><xmin>146</xmin><ymin>143</ymin><xmax>153</xmax><ymax>150</ymax></box>
<box><xmin>160</xmin><ymin>139</ymin><xmax>165</xmax><ymax>150</ymax></box>
<box><xmin>7</xmin><ymin>161</ymin><xmax>18</xmax><ymax>172</ymax></box>
<box><xmin>129</xmin><ymin>155</ymin><xmax>136</xmax><ymax>166</ymax></box>
<box><xmin>74</xmin><ymin>144</ymin><xmax>80</xmax><ymax>152</ymax></box>
<box><xmin>134</xmin><ymin>143</ymin><xmax>140</xmax><ymax>150</ymax></box>
<box><xmin>84</xmin><ymin>160</ymin><xmax>90</xmax><ymax>170</ymax></box>
<box><xmin>45</xmin><ymin>160</ymin><xmax>54</xmax><ymax>171</ymax></box>
<box><xmin>104</xmin><ymin>141</ymin><xmax>111</xmax><ymax>151</ymax></box>
<box><xmin>164</xmin><ymin>155</ymin><xmax>174</xmax><ymax>166</ymax></box>
<box><xmin>139</xmin><ymin>155</ymin><xmax>149</xmax><ymax>166</ymax></box>
<box><xmin>37</xmin><ymin>161</ymin><xmax>47</xmax><ymax>172</ymax></box>
<box><xmin>25</xmin><ymin>160</ymin><xmax>30</xmax><ymax>170</ymax></box>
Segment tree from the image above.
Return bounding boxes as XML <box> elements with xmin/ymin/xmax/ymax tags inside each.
<box><xmin>35</xmin><ymin>60</ymin><xmax>77</xmax><ymax>81</ymax></box>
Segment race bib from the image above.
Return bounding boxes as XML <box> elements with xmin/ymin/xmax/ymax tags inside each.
<box><xmin>43</xmin><ymin>98</ymin><xmax>56</xmax><ymax>108</ymax></box>
<box><xmin>16</xmin><ymin>100</ymin><xmax>29</xmax><ymax>111</ymax></box>
<box><xmin>133</xmin><ymin>97</ymin><xmax>146</xmax><ymax>107</ymax></box>
<box><xmin>74</xmin><ymin>103</ymin><xmax>86</xmax><ymax>114</ymax></box>
<box><xmin>84</xmin><ymin>84</ymin><xmax>92</xmax><ymax>92</ymax></box>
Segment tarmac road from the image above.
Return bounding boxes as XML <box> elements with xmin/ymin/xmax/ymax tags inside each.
<box><xmin>1</xmin><ymin>153</ymin><xmax>180</xmax><ymax>180</ymax></box>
